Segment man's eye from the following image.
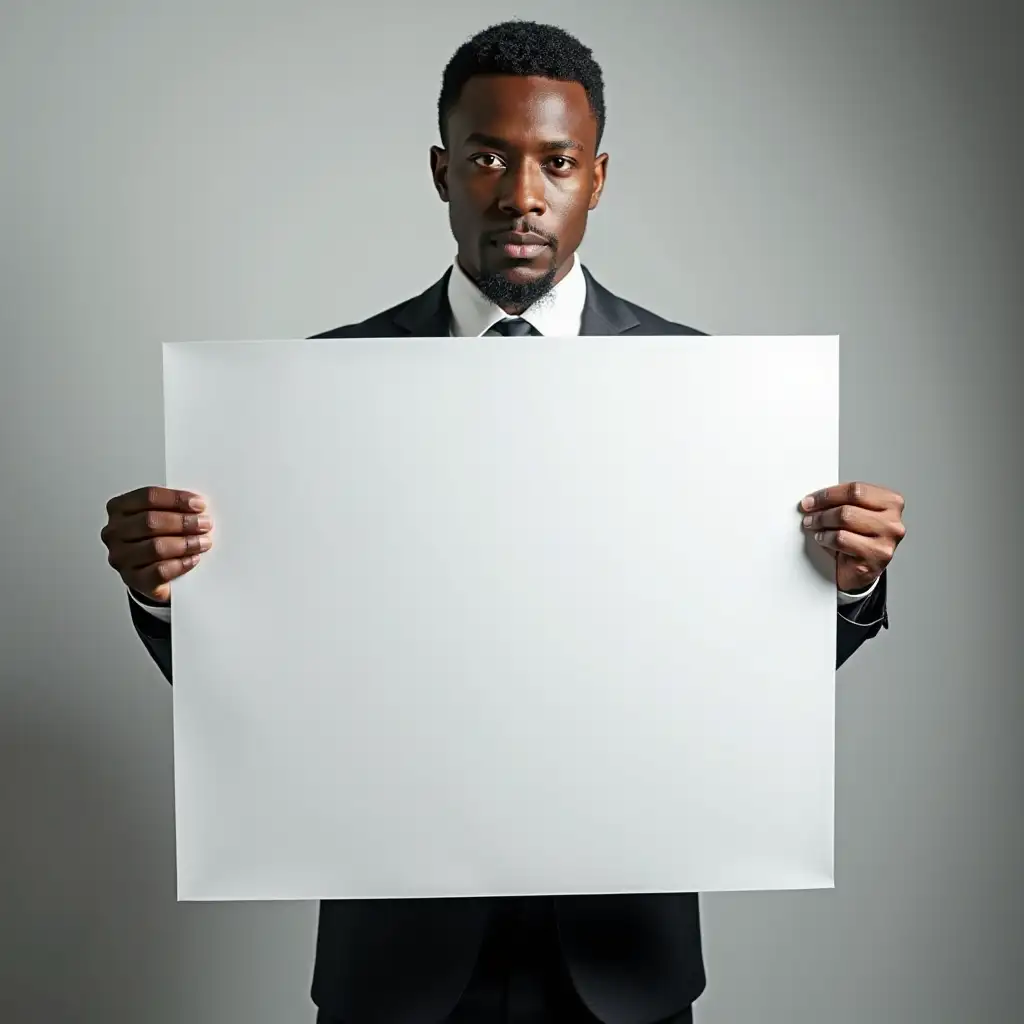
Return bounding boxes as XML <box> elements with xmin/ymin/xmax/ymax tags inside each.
<box><xmin>547</xmin><ymin>157</ymin><xmax>574</xmax><ymax>173</ymax></box>
<box><xmin>472</xmin><ymin>154</ymin><xmax>504</xmax><ymax>168</ymax></box>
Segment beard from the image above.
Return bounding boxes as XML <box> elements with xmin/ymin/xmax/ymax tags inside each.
<box><xmin>474</xmin><ymin>265</ymin><xmax>559</xmax><ymax>310</ymax></box>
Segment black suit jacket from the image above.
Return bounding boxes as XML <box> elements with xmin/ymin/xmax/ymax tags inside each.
<box><xmin>129</xmin><ymin>264</ymin><xmax>888</xmax><ymax>1024</ymax></box>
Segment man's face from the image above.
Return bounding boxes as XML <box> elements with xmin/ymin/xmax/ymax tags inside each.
<box><xmin>430</xmin><ymin>75</ymin><xmax>608</xmax><ymax>312</ymax></box>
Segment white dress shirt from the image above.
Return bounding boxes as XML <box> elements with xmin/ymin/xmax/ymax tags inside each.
<box><xmin>129</xmin><ymin>256</ymin><xmax>876</xmax><ymax>621</ymax></box>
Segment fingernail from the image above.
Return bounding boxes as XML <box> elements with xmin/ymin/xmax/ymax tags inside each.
<box><xmin>197</xmin><ymin>516</ymin><xmax>213</xmax><ymax>531</ymax></box>
<box><xmin>803</xmin><ymin>515</ymin><xmax>813</xmax><ymax>527</ymax></box>
<box><xmin>198</xmin><ymin>535</ymin><xmax>213</xmax><ymax>551</ymax></box>
<box><xmin>815</xmin><ymin>531</ymin><xmax>824</xmax><ymax>542</ymax></box>
<box><xmin>802</xmin><ymin>496</ymin><xmax>815</xmax><ymax>510</ymax></box>
<box><xmin>189</xmin><ymin>496</ymin><xmax>207</xmax><ymax>512</ymax></box>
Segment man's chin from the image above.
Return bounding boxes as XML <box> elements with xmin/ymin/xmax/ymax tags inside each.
<box><xmin>475</xmin><ymin>264</ymin><xmax>558</xmax><ymax>309</ymax></box>
<box><xmin>496</xmin><ymin>258</ymin><xmax>551</xmax><ymax>282</ymax></box>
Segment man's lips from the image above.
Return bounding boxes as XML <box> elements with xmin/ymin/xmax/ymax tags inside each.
<box><xmin>491</xmin><ymin>232</ymin><xmax>550</xmax><ymax>260</ymax></box>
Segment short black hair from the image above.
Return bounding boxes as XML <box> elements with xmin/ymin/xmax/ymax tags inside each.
<box><xmin>438</xmin><ymin>20</ymin><xmax>606</xmax><ymax>149</ymax></box>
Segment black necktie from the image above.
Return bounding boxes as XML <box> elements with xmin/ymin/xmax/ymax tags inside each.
<box><xmin>490</xmin><ymin>317</ymin><xmax>540</xmax><ymax>336</ymax></box>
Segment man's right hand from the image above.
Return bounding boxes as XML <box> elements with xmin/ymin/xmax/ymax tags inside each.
<box><xmin>100</xmin><ymin>486</ymin><xmax>214</xmax><ymax>604</ymax></box>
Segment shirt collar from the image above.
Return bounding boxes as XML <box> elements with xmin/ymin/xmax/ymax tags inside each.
<box><xmin>447</xmin><ymin>255</ymin><xmax>586</xmax><ymax>337</ymax></box>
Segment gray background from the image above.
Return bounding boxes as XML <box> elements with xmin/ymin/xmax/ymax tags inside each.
<box><xmin>1</xmin><ymin>0</ymin><xmax>1020</xmax><ymax>1022</ymax></box>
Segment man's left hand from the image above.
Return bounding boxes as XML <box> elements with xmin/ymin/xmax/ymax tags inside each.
<box><xmin>800</xmin><ymin>482</ymin><xmax>906</xmax><ymax>592</ymax></box>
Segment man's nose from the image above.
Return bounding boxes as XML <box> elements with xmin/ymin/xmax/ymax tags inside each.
<box><xmin>496</xmin><ymin>161</ymin><xmax>547</xmax><ymax>217</ymax></box>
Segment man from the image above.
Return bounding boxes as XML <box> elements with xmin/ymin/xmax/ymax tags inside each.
<box><xmin>100</xmin><ymin>20</ymin><xmax>906</xmax><ymax>1024</ymax></box>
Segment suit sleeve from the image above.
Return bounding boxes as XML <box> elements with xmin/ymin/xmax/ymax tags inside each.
<box><xmin>836</xmin><ymin>570</ymin><xmax>889</xmax><ymax>669</ymax></box>
<box><xmin>128</xmin><ymin>593</ymin><xmax>173</xmax><ymax>684</ymax></box>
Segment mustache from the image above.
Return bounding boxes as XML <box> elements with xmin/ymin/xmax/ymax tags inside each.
<box><xmin>487</xmin><ymin>223</ymin><xmax>558</xmax><ymax>246</ymax></box>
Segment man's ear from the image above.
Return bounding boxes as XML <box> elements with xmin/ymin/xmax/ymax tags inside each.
<box><xmin>430</xmin><ymin>146</ymin><xmax>450</xmax><ymax>203</ymax></box>
<box><xmin>589</xmin><ymin>152</ymin><xmax>608</xmax><ymax>211</ymax></box>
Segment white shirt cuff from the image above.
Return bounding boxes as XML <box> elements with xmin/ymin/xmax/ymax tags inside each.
<box><xmin>127</xmin><ymin>587</ymin><xmax>172</xmax><ymax>623</ymax></box>
<box><xmin>836</xmin><ymin>575</ymin><xmax>880</xmax><ymax>606</ymax></box>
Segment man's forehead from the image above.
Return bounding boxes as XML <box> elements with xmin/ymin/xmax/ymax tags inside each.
<box><xmin>449</xmin><ymin>75</ymin><xmax>596</xmax><ymax>144</ymax></box>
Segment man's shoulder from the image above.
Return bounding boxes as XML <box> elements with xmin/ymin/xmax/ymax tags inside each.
<box><xmin>307</xmin><ymin>300</ymin><xmax>411</xmax><ymax>340</ymax></box>
<box><xmin>306</xmin><ymin>273</ymin><xmax>448</xmax><ymax>339</ymax></box>
<box><xmin>618</xmin><ymin>296</ymin><xmax>706</xmax><ymax>337</ymax></box>
<box><xmin>582</xmin><ymin>269</ymin><xmax>707</xmax><ymax>337</ymax></box>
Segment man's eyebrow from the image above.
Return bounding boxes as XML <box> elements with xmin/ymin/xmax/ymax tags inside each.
<box><xmin>540</xmin><ymin>138</ymin><xmax>585</xmax><ymax>153</ymax></box>
<box><xmin>462</xmin><ymin>132</ymin><xmax>511</xmax><ymax>150</ymax></box>
<box><xmin>462</xmin><ymin>132</ymin><xmax>585</xmax><ymax>153</ymax></box>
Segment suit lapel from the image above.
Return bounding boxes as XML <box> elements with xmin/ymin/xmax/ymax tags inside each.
<box><xmin>392</xmin><ymin>268</ymin><xmax>454</xmax><ymax>336</ymax></box>
<box><xmin>579</xmin><ymin>266</ymin><xmax>640</xmax><ymax>336</ymax></box>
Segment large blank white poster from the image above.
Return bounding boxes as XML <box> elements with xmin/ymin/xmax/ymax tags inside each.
<box><xmin>163</xmin><ymin>334</ymin><xmax>839</xmax><ymax>902</ymax></box>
